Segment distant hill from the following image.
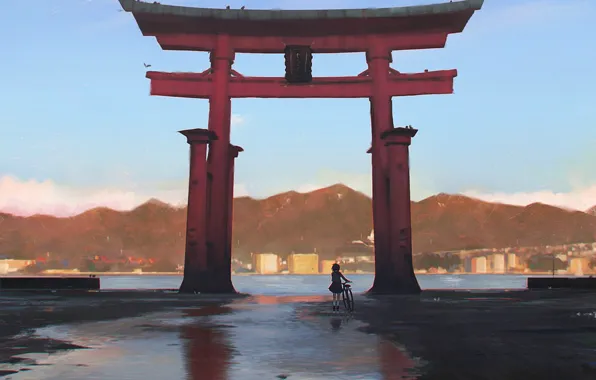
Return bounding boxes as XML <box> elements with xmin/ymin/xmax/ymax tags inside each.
<box><xmin>1</xmin><ymin>184</ymin><xmax>595</xmax><ymax>263</ymax></box>
<box><xmin>412</xmin><ymin>194</ymin><xmax>596</xmax><ymax>252</ymax></box>
<box><xmin>588</xmin><ymin>205</ymin><xmax>596</xmax><ymax>216</ymax></box>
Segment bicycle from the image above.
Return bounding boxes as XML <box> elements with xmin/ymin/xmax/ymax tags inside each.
<box><xmin>342</xmin><ymin>282</ymin><xmax>354</xmax><ymax>312</ymax></box>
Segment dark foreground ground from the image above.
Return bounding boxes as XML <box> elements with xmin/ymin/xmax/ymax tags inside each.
<box><xmin>353</xmin><ymin>290</ymin><xmax>596</xmax><ymax>380</ymax></box>
<box><xmin>1</xmin><ymin>289</ymin><xmax>596</xmax><ymax>379</ymax></box>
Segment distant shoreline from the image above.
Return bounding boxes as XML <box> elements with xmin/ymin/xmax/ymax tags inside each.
<box><xmin>0</xmin><ymin>271</ymin><xmax>576</xmax><ymax>277</ymax></box>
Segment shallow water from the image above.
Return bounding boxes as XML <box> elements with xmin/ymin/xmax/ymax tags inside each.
<box><xmin>3</xmin><ymin>296</ymin><xmax>421</xmax><ymax>380</ymax></box>
<box><xmin>99</xmin><ymin>273</ymin><xmax>536</xmax><ymax>294</ymax></box>
<box><xmin>0</xmin><ymin>274</ymin><xmax>564</xmax><ymax>379</ymax></box>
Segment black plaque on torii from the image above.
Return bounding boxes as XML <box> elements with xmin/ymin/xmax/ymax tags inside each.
<box><xmin>284</xmin><ymin>46</ymin><xmax>313</xmax><ymax>84</ymax></box>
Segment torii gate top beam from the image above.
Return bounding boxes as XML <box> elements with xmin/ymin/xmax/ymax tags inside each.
<box><xmin>118</xmin><ymin>0</ymin><xmax>484</xmax><ymax>53</ymax></box>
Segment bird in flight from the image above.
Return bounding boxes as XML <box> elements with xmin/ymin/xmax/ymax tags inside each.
<box><xmin>144</xmin><ymin>63</ymin><xmax>152</xmax><ymax>68</ymax></box>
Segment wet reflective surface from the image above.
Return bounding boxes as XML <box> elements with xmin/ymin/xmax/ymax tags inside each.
<box><xmin>4</xmin><ymin>283</ymin><xmax>596</xmax><ymax>379</ymax></box>
<box><xmin>99</xmin><ymin>274</ymin><xmax>533</xmax><ymax>292</ymax></box>
<box><xmin>1</xmin><ymin>295</ymin><xmax>421</xmax><ymax>379</ymax></box>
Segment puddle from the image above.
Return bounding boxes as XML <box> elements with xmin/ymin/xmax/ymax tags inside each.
<box><xmin>2</xmin><ymin>297</ymin><xmax>421</xmax><ymax>379</ymax></box>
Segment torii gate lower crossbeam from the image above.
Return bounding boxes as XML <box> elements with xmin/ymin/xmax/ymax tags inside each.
<box><xmin>146</xmin><ymin>69</ymin><xmax>457</xmax><ymax>99</ymax></box>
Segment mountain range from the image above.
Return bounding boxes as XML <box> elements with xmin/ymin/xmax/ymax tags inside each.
<box><xmin>1</xmin><ymin>184</ymin><xmax>595</xmax><ymax>263</ymax></box>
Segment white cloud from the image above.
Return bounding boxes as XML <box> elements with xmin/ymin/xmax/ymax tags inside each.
<box><xmin>233</xmin><ymin>183</ymin><xmax>250</xmax><ymax>197</ymax></box>
<box><xmin>296</xmin><ymin>184</ymin><xmax>322</xmax><ymax>193</ymax></box>
<box><xmin>231</xmin><ymin>114</ymin><xmax>245</xmax><ymax>128</ymax></box>
<box><xmin>0</xmin><ymin>176</ymin><xmax>249</xmax><ymax>218</ymax></box>
<box><xmin>292</xmin><ymin>170</ymin><xmax>373</xmax><ymax>196</ymax></box>
<box><xmin>290</xmin><ymin>169</ymin><xmax>436</xmax><ymax>201</ymax></box>
<box><xmin>463</xmin><ymin>186</ymin><xmax>596</xmax><ymax>212</ymax></box>
<box><xmin>291</xmin><ymin>170</ymin><xmax>596</xmax><ymax>212</ymax></box>
<box><xmin>2</xmin><ymin>175</ymin><xmax>596</xmax><ymax>218</ymax></box>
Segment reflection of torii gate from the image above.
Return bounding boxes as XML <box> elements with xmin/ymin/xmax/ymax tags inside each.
<box><xmin>119</xmin><ymin>0</ymin><xmax>483</xmax><ymax>294</ymax></box>
<box><xmin>181</xmin><ymin>306</ymin><xmax>234</xmax><ymax>380</ymax></box>
<box><xmin>180</xmin><ymin>305</ymin><xmax>418</xmax><ymax>379</ymax></box>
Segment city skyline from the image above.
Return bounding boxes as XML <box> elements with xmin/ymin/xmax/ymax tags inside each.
<box><xmin>1</xmin><ymin>0</ymin><xmax>595</xmax><ymax>217</ymax></box>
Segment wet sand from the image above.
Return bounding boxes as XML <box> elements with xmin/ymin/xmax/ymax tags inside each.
<box><xmin>0</xmin><ymin>291</ymin><xmax>243</xmax><ymax>375</ymax></box>
<box><xmin>354</xmin><ymin>290</ymin><xmax>596</xmax><ymax>380</ymax></box>
<box><xmin>1</xmin><ymin>290</ymin><xmax>596</xmax><ymax>379</ymax></box>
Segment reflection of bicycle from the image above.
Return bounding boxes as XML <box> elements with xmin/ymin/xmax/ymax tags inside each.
<box><xmin>342</xmin><ymin>282</ymin><xmax>354</xmax><ymax>312</ymax></box>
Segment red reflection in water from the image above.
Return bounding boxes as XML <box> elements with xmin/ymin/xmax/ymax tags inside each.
<box><xmin>379</xmin><ymin>339</ymin><xmax>418</xmax><ymax>380</ymax></box>
<box><xmin>465</xmin><ymin>297</ymin><xmax>521</xmax><ymax>301</ymax></box>
<box><xmin>181</xmin><ymin>307</ymin><xmax>234</xmax><ymax>380</ymax></box>
<box><xmin>185</xmin><ymin>305</ymin><xmax>233</xmax><ymax>317</ymax></box>
<box><xmin>179</xmin><ymin>299</ymin><xmax>418</xmax><ymax>379</ymax></box>
<box><xmin>238</xmin><ymin>295</ymin><xmax>330</xmax><ymax>305</ymax></box>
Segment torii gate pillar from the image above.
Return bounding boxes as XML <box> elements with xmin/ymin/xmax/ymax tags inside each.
<box><xmin>382</xmin><ymin>127</ymin><xmax>421</xmax><ymax>293</ymax></box>
<box><xmin>366</xmin><ymin>126</ymin><xmax>421</xmax><ymax>294</ymax></box>
<box><xmin>204</xmin><ymin>35</ymin><xmax>237</xmax><ymax>294</ymax></box>
<box><xmin>179</xmin><ymin>128</ymin><xmax>216</xmax><ymax>294</ymax></box>
<box><xmin>366</xmin><ymin>43</ymin><xmax>395</xmax><ymax>294</ymax></box>
<box><xmin>223</xmin><ymin>145</ymin><xmax>243</xmax><ymax>290</ymax></box>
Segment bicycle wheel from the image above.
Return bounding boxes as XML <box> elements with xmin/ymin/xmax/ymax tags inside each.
<box><xmin>342</xmin><ymin>287</ymin><xmax>354</xmax><ymax>312</ymax></box>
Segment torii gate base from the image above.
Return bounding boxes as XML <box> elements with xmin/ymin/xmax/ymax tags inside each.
<box><xmin>119</xmin><ymin>0</ymin><xmax>483</xmax><ymax>295</ymax></box>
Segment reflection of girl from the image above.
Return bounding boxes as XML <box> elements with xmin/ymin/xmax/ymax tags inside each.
<box><xmin>328</xmin><ymin>263</ymin><xmax>351</xmax><ymax>312</ymax></box>
<box><xmin>330</xmin><ymin>318</ymin><xmax>342</xmax><ymax>332</ymax></box>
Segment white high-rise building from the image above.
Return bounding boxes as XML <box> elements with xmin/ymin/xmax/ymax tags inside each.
<box><xmin>493</xmin><ymin>254</ymin><xmax>505</xmax><ymax>274</ymax></box>
<box><xmin>288</xmin><ymin>253</ymin><xmax>319</xmax><ymax>274</ymax></box>
<box><xmin>472</xmin><ymin>256</ymin><xmax>487</xmax><ymax>274</ymax></box>
<box><xmin>252</xmin><ymin>253</ymin><xmax>279</xmax><ymax>274</ymax></box>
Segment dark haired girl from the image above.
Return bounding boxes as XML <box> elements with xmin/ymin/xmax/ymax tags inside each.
<box><xmin>328</xmin><ymin>263</ymin><xmax>351</xmax><ymax>312</ymax></box>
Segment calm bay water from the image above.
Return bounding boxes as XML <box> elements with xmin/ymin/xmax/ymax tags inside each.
<box><xmin>100</xmin><ymin>274</ymin><xmax>538</xmax><ymax>294</ymax></box>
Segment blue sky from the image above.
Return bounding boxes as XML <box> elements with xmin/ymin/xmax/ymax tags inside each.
<box><xmin>1</xmin><ymin>0</ymin><xmax>595</xmax><ymax>215</ymax></box>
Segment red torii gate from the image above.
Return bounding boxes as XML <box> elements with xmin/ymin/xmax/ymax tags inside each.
<box><xmin>119</xmin><ymin>0</ymin><xmax>483</xmax><ymax>294</ymax></box>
